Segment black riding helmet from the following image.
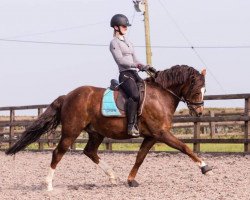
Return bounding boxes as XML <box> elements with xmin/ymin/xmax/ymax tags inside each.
<box><xmin>110</xmin><ymin>14</ymin><xmax>131</xmax><ymax>27</ymax></box>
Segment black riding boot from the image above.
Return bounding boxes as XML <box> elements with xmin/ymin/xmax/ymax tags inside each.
<box><xmin>126</xmin><ymin>98</ymin><xmax>140</xmax><ymax>137</ymax></box>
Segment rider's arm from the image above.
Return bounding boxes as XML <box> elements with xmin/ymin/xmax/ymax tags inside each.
<box><xmin>110</xmin><ymin>40</ymin><xmax>137</xmax><ymax>69</ymax></box>
<box><xmin>130</xmin><ymin>42</ymin><xmax>141</xmax><ymax>65</ymax></box>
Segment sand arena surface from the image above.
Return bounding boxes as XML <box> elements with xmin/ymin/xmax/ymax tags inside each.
<box><xmin>1</xmin><ymin>151</ymin><xmax>250</xmax><ymax>200</ymax></box>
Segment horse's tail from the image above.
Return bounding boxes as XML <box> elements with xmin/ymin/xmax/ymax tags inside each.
<box><xmin>5</xmin><ymin>95</ymin><xmax>65</xmax><ymax>155</ymax></box>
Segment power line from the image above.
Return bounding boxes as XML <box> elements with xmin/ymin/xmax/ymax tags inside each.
<box><xmin>1</xmin><ymin>38</ymin><xmax>250</xmax><ymax>49</ymax></box>
<box><xmin>3</xmin><ymin>13</ymin><xmax>134</xmax><ymax>40</ymax></box>
<box><xmin>158</xmin><ymin>0</ymin><xmax>227</xmax><ymax>93</ymax></box>
<box><xmin>3</xmin><ymin>21</ymin><xmax>108</xmax><ymax>40</ymax></box>
<box><xmin>0</xmin><ymin>38</ymin><xmax>107</xmax><ymax>46</ymax></box>
<box><xmin>137</xmin><ymin>45</ymin><xmax>250</xmax><ymax>49</ymax></box>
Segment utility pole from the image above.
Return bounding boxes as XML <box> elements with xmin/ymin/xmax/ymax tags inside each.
<box><xmin>133</xmin><ymin>0</ymin><xmax>152</xmax><ymax>65</ymax></box>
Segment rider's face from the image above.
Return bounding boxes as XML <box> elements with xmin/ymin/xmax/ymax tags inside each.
<box><xmin>119</xmin><ymin>25</ymin><xmax>128</xmax><ymax>35</ymax></box>
<box><xmin>114</xmin><ymin>25</ymin><xmax>128</xmax><ymax>35</ymax></box>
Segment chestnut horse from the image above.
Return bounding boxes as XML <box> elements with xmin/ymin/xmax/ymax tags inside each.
<box><xmin>6</xmin><ymin>65</ymin><xmax>211</xmax><ymax>191</ymax></box>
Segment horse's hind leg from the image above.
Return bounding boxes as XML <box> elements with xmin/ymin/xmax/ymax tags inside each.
<box><xmin>45</xmin><ymin>128</ymin><xmax>80</xmax><ymax>191</ymax></box>
<box><xmin>128</xmin><ymin>137</ymin><xmax>156</xmax><ymax>187</ymax></box>
<box><xmin>83</xmin><ymin>131</ymin><xmax>118</xmax><ymax>184</ymax></box>
<box><xmin>159</xmin><ymin>131</ymin><xmax>212</xmax><ymax>174</ymax></box>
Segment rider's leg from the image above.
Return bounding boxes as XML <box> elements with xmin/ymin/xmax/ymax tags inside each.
<box><xmin>126</xmin><ymin>98</ymin><xmax>140</xmax><ymax>136</ymax></box>
<box><xmin>119</xmin><ymin>71</ymin><xmax>140</xmax><ymax>137</ymax></box>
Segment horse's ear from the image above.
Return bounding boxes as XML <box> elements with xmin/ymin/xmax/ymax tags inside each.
<box><xmin>201</xmin><ymin>68</ymin><xmax>206</xmax><ymax>76</ymax></box>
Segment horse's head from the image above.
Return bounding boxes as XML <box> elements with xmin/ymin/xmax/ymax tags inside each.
<box><xmin>150</xmin><ymin>65</ymin><xmax>207</xmax><ymax>117</ymax></box>
<box><xmin>181</xmin><ymin>68</ymin><xmax>206</xmax><ymax>116</ymax></box>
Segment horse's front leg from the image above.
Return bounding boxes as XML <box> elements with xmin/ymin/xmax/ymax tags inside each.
<box><xmin>158</xmin><ymin>131</ymin><xmax>212</xmax><ymax>174</ymax></box>
<box><xmin>128</xmin><ymin>137</ymin><xmax>156</xmax><ymax>187</ymax></box>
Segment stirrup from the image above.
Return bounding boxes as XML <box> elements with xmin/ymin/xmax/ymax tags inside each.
<box><xmin>128</xmin><ymin>124</ymin><xmax>140</xmax><ymax>137</ymax></box>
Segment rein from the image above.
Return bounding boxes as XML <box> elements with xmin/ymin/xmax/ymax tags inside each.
<box><xmin>167</xmin><ymin>89</ymin><xmax>204</xmax><ymax>106</ymax></box>
<box><xmin>166</xmin><ymin>89</ymin><xmax>204</xmax><ymax>116</ymax></box>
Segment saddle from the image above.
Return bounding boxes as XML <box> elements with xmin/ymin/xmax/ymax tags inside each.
<box><xmin>101</xmin><ymin>79</ymin><xmax>146</xmax><ymax>117</ymax></box>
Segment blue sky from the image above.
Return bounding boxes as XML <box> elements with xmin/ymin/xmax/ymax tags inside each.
<box><xmin>1</xmin><ymin>0</ymin><xmax>250</xmax><ymax>109</ymax></box>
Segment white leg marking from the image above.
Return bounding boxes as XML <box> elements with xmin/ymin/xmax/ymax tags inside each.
<box><xmin>197</xmin><ymin>161</ymin><xmax>207</xmax><ymax>168</ymax></box>
<box><xmin>98</xmin><ymin>159</ymin><xmax>117</xmax><ymax>184</ymax></box>
<box><xmin>45</xmin><ymin>167</ymin><xmax>55</xmax><ymax>191</ymax></box>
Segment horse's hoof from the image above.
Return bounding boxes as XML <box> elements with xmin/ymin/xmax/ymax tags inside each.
<box><xmin>47</xmin><ymin>185</ymin><xmax>53</xmax><ymax>191</ymax></box>
<box><xmin>128</xmin><ymin>180</ymin><xmax>139</xmax><ymax>187</ymax></box>
<box><xmin>201</xmin><ymin>165</ymin><xmax>212</xmax><ymax>174</ymax></box>
<box><xmin>45</xmin><ymin>180</ymin><xmax>53</xmax><ymax>191</ymax></box>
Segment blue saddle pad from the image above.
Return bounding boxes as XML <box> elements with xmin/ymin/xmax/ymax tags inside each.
<box><xmin>101</xmin><ymin>88</ymin><xmax>122</xmax><ymax>117</ymax></box>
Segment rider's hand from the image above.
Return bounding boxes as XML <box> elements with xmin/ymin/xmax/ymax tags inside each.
<box><xmin>136</xmin><ymin>64</ymin><xmax>149</xmax><ymax>71</ymax></box>
<box><xmin>148</xmin><ymin>66</ymin><xmax>157</xmax><ymax>73</ymax></box>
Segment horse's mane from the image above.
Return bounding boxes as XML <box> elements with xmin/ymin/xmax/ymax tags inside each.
<box><xmin>146</xmin><ymin>65</ymin><xmax>203</xmax><ymax>90</ymax></box>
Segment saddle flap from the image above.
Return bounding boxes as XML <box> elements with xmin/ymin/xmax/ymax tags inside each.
<box><xmin>101</xmin><ymin>81</ymin><xmax>146</xmax><ymax>117</ymax></box>
<box><xmin>101</xmin><ymin>88</ymin><xmax>125</xmax><ymax>117</ymax></box>
<box><xmin>115</xmin><ymin>90</ymin><xmax>127</xmax><ymax>111</ymax></box>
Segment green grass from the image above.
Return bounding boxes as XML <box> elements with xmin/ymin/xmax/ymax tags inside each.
<box><xmin>149</xmin><ymin>143</ymin><xmax>243</xmax><ymax>152</ymax></box>
<box><xmin>200</xmin><ymin>143</ymin><xmax>243</xmax><ymax>152</ymax></box>
<box><xmin>102</xmin><ymin>143</ymin><xmax>244</xmax><ymax>152</ymax></box>
<box><xmin>1</xmin><ymin>142</ymin><xmax>244</xmax><ymax>153</ymax></box>
<box><xmin>103</xmin><ymin>143</ymin><xmax>244</xmax><ymax>152</ymax></box>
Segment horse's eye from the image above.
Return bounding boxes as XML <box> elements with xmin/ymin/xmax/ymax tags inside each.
<box><xmin>195</xmin><ymin>93</ymin><xmax>200</xmax><ymax>96</ymax></box>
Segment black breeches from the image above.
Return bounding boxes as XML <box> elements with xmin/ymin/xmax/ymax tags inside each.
<box><xmin>119</xmin><ymin>70</ymin><xmax>142</xmax><ymax>102</ymax></box>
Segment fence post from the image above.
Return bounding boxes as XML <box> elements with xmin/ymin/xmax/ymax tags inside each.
<box><xmin>244</xmin><ymin>98</ymin><xmax>250</xmax><ymax>152</ymax></box>
<box><xmin>105</xmin><ymin>140</ymin><xmax>112</xmax><ymax>151</ymax></box>
<box><xmin>38</xmin><ymin>108</ymin><xmax>44</xmax><ymax>151</ymax></box>
<box><xmin>209</xmin><ymin>110</ymin><xmax>215</xmax><ymax>138</ymax></box>
<box><xmin>71</xmin><ymin>142</ymin><xmax>76</xmax><ymax>150</ymax></box>
<box><xmin>9</xmin><ymin>109</ymin><xmax>15</xmax><ymax>147</ymax></box>
<box><xmin>193</xmin><ymin>122</ymin><xmax>200</xmax><ymax>152</ymax></box>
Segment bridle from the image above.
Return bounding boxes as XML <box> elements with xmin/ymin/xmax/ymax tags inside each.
<box><xmin>145</xmin><ymin>68</ymin><xmax>204</xmax><ymax>116</ymax></box>
<box><xmin>167</xmin><ymin>89</ymin><xmax>204</xmax><ymax>116</ymax></box>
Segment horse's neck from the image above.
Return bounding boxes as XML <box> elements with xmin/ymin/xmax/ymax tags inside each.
<box><xmin>163</xmin><ymin>84</ymin><xmax>185</xmax><ymax>112</ymax></box>
<box><xmin>147</xmin><ymin>83</ymin><xmax>180</xmax><ymax>115</ymax></box>
<box><xmin>145</xmin><ymin>78</ymin><xmax>190</xmax><ymax>116</ymax></box>
<box><xmin>167</xmin><ymin>84</ymin><xmax>183</xmax><ymax>97</ymax></box>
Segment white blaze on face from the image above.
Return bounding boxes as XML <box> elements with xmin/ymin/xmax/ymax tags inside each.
<box><xmin>201</xmin><ymin>87</ymin><xmax>206</xmax><ymax>100</ymax></box>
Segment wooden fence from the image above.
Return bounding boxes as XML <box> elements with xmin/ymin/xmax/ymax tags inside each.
<box><xmin>0</xmin><ymin>93</ymin><xmax>250</xmax><ymax>153</ymax></box>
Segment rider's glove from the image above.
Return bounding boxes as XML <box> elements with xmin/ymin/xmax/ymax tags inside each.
<box><xmin>136</xmin><ymin>64</ymin><xmax>150</xmax><ymax>71</ymax></box>
<box><xmin>148</xmin><ymin>66</ymin><xmax>157</xmax><ymax>73</ymax></box>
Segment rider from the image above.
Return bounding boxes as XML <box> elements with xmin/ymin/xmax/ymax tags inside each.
<box><xmin>109</xmin><ymin>14</ymin><xmax>154</xmax><ymax>137</ymax></box>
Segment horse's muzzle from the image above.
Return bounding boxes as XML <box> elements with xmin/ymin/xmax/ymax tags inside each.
<box><xmin>189</xmin><ymin>105</ymin><xmax>204</xmax><ymax>117</ymax></box>
<box><xmin>197</xmin><ymin>112</ymin><xmax>202</xmax><ymax>117</ymax></box>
